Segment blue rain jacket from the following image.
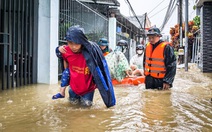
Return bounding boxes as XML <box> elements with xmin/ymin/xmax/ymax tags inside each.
<box><xmin>56</xmin><ymin>27</ymin><xmax>116</xmax><ymax>108</ymax></box>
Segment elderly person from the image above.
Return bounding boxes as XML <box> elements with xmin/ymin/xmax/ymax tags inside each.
<box><xmin>130</xmin><ymin>44</ymin><xmax>145</xmax><ymax>76</ymax></box>
<box><xmin>105</xmin><ymin>40</ymin><xmax>131</xmax><ymax>82</ymax></box>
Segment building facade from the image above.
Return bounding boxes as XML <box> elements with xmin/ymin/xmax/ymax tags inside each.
<box><xmin>195</xmin><ymin>0</ymin><xmax>212</xmax><ymax>72</ymax></box>
<box><xmin>0</xmin><ymin>0</ymin><xmax>143</xmax><ymax>90</ymax></box>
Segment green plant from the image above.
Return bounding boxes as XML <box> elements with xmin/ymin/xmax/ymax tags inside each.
<box><xmin>193</xmin><ymin>16</ymin><xmax>200</xmax><ymax>27</ymax></box>
<box><xmin>193</xmin><ymin>5</ymin><xmax>196</xmax><ymax>10</ymax></box>
<box><xmin>86</xmin><ymin>30</ymin><xmax>105</xmax><ymax>42</ymax></box>
<box><xmin>59</xmin><ymin>22</ymin><xmax>72</xmax><ymax>40</ymax></box>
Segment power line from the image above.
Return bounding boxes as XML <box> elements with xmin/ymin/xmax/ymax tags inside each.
<box><xmin>162</xmin><ymin>0</ymin><xmax>175</xmax><ymax>26</ymax></box>
<box><xmin>160</xmin><ymin>0</ymin><xmax>178</xmax><ymax>31</ymax></box>
<box><xmin>160</xmin><ymin>6</ymin><xmax>177</xmax><ymax>31</ymax></box>
<box><xmin>165</xmin><ymin>0</ymin><xmax>177</xmax><ymax>23</ymax></box>
<box><xmin>148</xmin><ymin>0</ymin><xmax>166</xmax><ymax>15</ymax></box>
<box><xmin>149</xmin><ymin>5</ymin><xmax>168</xmax><ymax>18</ymax></box>
<box><xmin>166</xmin><ymin>10</ymin><xmax>176</xmax><ymax>26</ymax></box>
<box><xmin>123</xmin><ymin>0</ymin><xmax>133</xmax><ymax>17</ymax></box>
<box><xmin>124</xmin><ymin>0</ymin><xmax>144</xmax><ymax>30</ymax></box>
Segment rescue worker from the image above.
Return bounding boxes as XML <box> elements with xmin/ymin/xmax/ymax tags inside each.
<box><xmin>144</xmin><ymin>27</ymin><xmax>176</xmax><ymax>90</ymax></box>
<box><xmin>130</xmin><ymin>44</ymin><xmax>145</xmax><ymax>76</ymax></box>
<box><xmin>97</xmin><ymin>38</ymin><xmax>110</xmax><ymax>56</ymax></box>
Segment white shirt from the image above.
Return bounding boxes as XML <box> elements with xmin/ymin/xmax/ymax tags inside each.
<box><xmin>130</xmin><ymin>54</ymin><xmax>144</xmax><ymax>70</ymax></box>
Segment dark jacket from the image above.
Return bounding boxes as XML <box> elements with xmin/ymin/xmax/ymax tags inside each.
<box><xmin>143</xmin><ymin>40</ymin><xmax>176</xmax><ymax>86</ymax></box>
<box><xmin>56</xmin><ymin>28</ymin><xmax>116</xmax><ymax>108</ymax></box>
<box><xmin>82</xmin><ymin>42</ymin><xmax>116</xmax><ymax>108</ymax></box>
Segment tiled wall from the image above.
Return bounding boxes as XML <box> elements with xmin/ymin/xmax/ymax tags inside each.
<box><xmin>202</xmin><ymin>2</ymin><xmax>212</xmax><ymax>72</ymax></box>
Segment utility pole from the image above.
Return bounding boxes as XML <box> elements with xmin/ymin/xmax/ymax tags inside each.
<box><xmin>144</xmin><ymin>12</ymin><xmax>147</xmax><ymax>30</ymax></box>
<box><xmin>178</xmin><ymin>0</ymin><xmax>184</xmax><ymax>64</ymax></box>
<box><xmin>143</xmin><ymin>12</ymin><xmax>147</xmax><ymax>44</ymax></box>
<box><xmin>179</xmin><ymin>0</ymin><xmax>183</xmax><ymax>48</ymax></box>
<box><xmin>184</xmin><ymin>0</ymin><xmax>189</xmax><ymax>71</ymax></box>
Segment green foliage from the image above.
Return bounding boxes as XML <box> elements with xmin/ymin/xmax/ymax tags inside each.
<box><xmin>174</xmin><ymin>50</ymin><xmax>178</xmax><ymax>58</ymax></box>
<box><xmin>59</xmin><ymin>22</ymin><xmax>71</xmax><ymax>40</ymax></box>
<box><xmin>193</xmin><ymin>5</ymin><xmax>196</xmax><ymax>10</ymax></box>
<box><xmin>193</xmin><ymin>16</ymin><xmax>200</xmax><ymax>27</ymax></box>
<box><xmin>86</xmin><ymin>30</ymin><xmax>105</xmax><ymax>42</ymax></box>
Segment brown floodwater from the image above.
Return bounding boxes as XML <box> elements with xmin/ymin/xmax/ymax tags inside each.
<box><xmin>0</xmin><ymin>65</ymin><xmax>212</xmax><ymax>132</ymax></box>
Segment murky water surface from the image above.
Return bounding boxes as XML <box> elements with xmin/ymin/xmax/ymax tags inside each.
<box><xmin>0</xmin><ymin>65</ymin><xmax>212</xmax><ymax>131</ymax></box>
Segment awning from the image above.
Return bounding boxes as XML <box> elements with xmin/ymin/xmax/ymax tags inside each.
<box><xmin>79</xmin><ymin>0</ymin><xmax>120</xmax><ymax>6</ymax></box>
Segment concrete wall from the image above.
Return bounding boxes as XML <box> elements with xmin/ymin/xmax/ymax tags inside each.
<box><xmin>37</xmin><ymin>0</ymin><xmax>59</xmax><ymax>84</ymax></box>
<box><xmin>108</xmin><ymin>17</ymin><xmax>117</xmax><ymax>50</ymax></box>
<box><xmin>129</xmin><ymin>39</ymin><xmax>136</xmax><ymax>60</ymax></box>
<box><xmin>202</xmin><ymin>2</ymin><xmax>212</xmax><ymax>72</ymax></box>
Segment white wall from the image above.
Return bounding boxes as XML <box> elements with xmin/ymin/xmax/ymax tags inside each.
<box><xmin>108</xmin><ymin>17</ymin><xmax>117</xmax><ymax>50</ymax></box>
<box><xmin>37</xmin><ymin>0</ymin><xmax>59</xmax><ymax>84</ymax></box>
<box><xmin>129</xmin><ymin>39</ymin><xmax>136</xmax><ymax>59</ymax></box>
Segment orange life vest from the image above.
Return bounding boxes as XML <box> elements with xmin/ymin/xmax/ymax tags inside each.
<box><xmin>144</xmin><ymin>42</ymin><xmax>168</xmax><ymax>78</ymax></box>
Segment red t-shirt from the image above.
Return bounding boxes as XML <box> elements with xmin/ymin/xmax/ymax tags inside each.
<box><xmin>62</xmin><ymin>46</ymin><xmax>96</xmax><ymax>95</ymax></box>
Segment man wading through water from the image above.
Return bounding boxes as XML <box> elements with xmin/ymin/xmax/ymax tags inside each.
<box><xmin>144</xmin><ymin>27</ymin><xmax>177</xmax><ymax>90</ymax></box>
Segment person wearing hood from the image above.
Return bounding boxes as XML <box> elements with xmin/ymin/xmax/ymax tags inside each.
<box><xmin>130</xmin><ymin>44</ymin><xmax>145</xmax><ymax>76</ymax></box>
<box><xmin>105</xmin><ymin>40</ymin><xmax>131</xmax><ymax>82</ymax></box>
<box><xmin>53</xmin><ymin>26</ymin><xmax>116</xmax><ymax>108</ymax></box>
<box><xmin>144</xmin><ymin>27</ymin><xmax>176</xmax><ymax>90</ymax></box>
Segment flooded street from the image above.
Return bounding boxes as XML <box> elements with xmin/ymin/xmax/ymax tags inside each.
<box><xmin>0</xmin><ymin>65</ymin><xmax>212</xmax><ymax>132</ymax></box>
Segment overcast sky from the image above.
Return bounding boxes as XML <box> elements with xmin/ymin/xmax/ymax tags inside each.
<box><xmin>117</xmin><ymin>0</ymin><xmax>196</xmax><ymax>35</ymax></box>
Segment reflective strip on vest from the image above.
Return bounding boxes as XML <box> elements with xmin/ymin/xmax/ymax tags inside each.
<box><xmin>146</xmin><ymin>56</ymin><xmax>164</xmax><ymax>62</ymax></box>
<box><xmin>144</xmin><ymin>62</ymin><xmax>166</xmax><ymax>68</ymax></box>
<box><xmin>145</xmin><ymin>69</ymin><xmax>166</xmax><ymax>73</ymax></box>
<box><xmin>144</xmin><ymin>42</ymin><xmax>167</xmax><ymax>78</ymax></box>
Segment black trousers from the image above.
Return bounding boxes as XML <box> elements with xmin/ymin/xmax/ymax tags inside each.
<box><xmin>145</xmin><ymin>75</ymin><xmax>163</xmax><ymax>90</ymax></box>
